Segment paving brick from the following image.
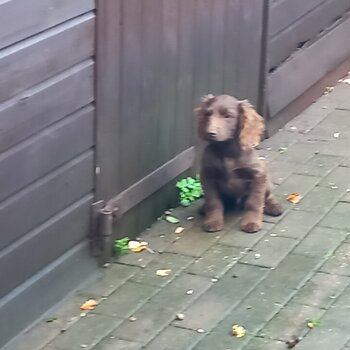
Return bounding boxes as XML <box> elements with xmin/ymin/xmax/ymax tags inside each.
<box><xmin>165</xmin><ymin>224</ymin><xmax>220</xmax><ymax>257</ymax></box>
<box><xmin>267</xmin><ymin>254</ymin><xmax>320</xmax><ymax>289</ymax></box>
<box><xmin>293</xmin><ymin>226</ymin><xmax>347</xmax><ymax>257</ymax></box>
<box><xmin>320</xmin><ymin>243</ymin><xmax>350</xmax><ymax>276</ymax></box>
<box><xmin>143</xmin><ymin>326</ymin><xmax>202</xmax><ymax>350</ymax></box>
<box><xmin>268</xmin><ymin>160</ymin><xmax>299</xmax><ymax>185</ymax></box>
<box><xmin>295</xmin><ymin>186</ymin><xmax>343</xmax><ymax>214</ymax></box>
<box><xmin>334</xmin><ymin>285</ymin><xmax>350</xmax><ymax>308</ymax></box>
<box><xmin>292</xmin><ymin>305</ymin><xmax>350</xmax><ymax>350</ymax></box>
<box><xmin>111</xmin><ymin>303</ymin><xmax>177</xmax><ymax>344</ymax></box>
<box><xmin>291</xmin><ymin>272</ymin><xmax>350</xmax><ymax>309</ymax></box>
<box><xmin>172</xmin><ymin>263</ymin><xmax>268</xmax><ymax>331</ymax></box>
<box><xmin>149</xmin><ymin>273</ymin><xmax>212</xmax><ymax>308</ymax></box>
<box><xmin>200</xmin><ymin>278</ymin><xmax>294</xmax><ymax>349</ymax></box>
<box><xmin>9</xmin><ymin>296</ymin><xmax>84</xmax><ymax>350</ymax></box>
<box><xmin>79</xmin><ymin>264</ymin><xmax>139</xmax><ymax>298</ymax></box>
<box><xmin>274</xmin><ymin>174</ymin><xmax>320</xmax><ymax>198</ymax></box>
<box><xmin>259</xmin><ymin>302</ymin><xmax>324</xmax><ymax>341</ymax></box>
<box><xmin>294</xmin><ymin>154</ymin><xmax>343</xmax><ymax>177</ymax></box>
<box><xmin>258</xmin><ymin>130</ymin><xmax>301</xmax><ymax>151</ymax></box>
<box><xmin>93</xmin><ymin>338</ymin><xmax>142</xmax><ymax>350</ymax></box>
<box><xmin>130</xmin><ymin>253</ymin><xmax>193</xmax><ymax>287</ymax></box>
<box><xmin>47</xmin><ymin>314</ymin><xmax>123</xmax><ymax>350</ymax></box>
<box><xmin>271</xmin><ymin>211</ymin><xmax>320</xmax><ymax>240</ymax></box>
<box><xmin>93</xmin><ymin>281</ymin><xmax>159</xmax><ymax>318</ymax></box>
<box><xmin>242</xmin><ymin>337</ymin><xmax>286</xmax><ymax>350</ymax></box>
<box><xmin>272</xmin><ymin>142</ymin><xmax>321</xmax><ymax>164</ymax></box>
<box><xmin>319</xmin><ymin>202</ymin><xmax>350</xmax><ymax>230</ymax></box>
<box><xmin>257</xmin><ymin>149</ymin><xmax>280</xmax><ymax>163</ymax></box>
<box><xmin>219</xmin><ymin>223</ymin><xmax>274</xmax><ymax>249</ymax></box>
<box><xmin>240</xmin><ymin>236</ymin><xmax>298</xmax><ymax>268</ymax></box>
<box><xmin>341</xmin><ymin>190</ymin><xmax>350</xmax><ymax>202</ymax></box>
<box><xmin>318</xmin><ymin>166</ymin><xmax>350</xmax><ymax>191</ymax></box>
<box><xmin>186</xmin><ymin>244</ymin><xmax>242</xmax><ymax>278</ymax></box>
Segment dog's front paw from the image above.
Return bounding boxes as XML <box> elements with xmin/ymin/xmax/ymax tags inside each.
<box><xmin>203</xmin><ymin>218</ymin><xmax>224</xmax><ymax>232</ymax></box>
<box><xmin>264</xmin><ymin>202</ymin><xmax>283</xmax><ymax>217</ymax></box>
<box><xmin>241</xmin><ymin>221</ymin><xmax>262</xmax><ymax>233</ymax></box>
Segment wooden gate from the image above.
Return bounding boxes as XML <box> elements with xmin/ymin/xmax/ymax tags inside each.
<box><xmin>94</xmin><ymin>0</ymin><xmax>267</xmax><ymax>252</ymax></box>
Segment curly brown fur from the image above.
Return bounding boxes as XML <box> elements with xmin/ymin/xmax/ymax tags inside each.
<box><xmin>195</xmin><ymin>94</ymin><xmax>283</xmax><ymax>233</ymax></box>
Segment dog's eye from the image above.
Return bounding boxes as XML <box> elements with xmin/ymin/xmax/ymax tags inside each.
<box><xmin>223</xmin><ymin>114</ymin><xmax>230</xmax><ymax>119</ymax></box>
<box><xmin>204</xmin><ymin>110</ymin><xmax>213</xmax><ymax>117</ymax></box>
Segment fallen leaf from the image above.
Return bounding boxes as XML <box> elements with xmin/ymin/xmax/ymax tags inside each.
<box><xmin>287</xmin><ymin>192</ymin><xmax>302</xmax><ymax>204</ymax></box>
<box><xmin>333</xmin><ymin>132</ymin><xmax>340</xmax><ymax>138</ymax></box>
<box><xmin>307</xmin><ymin>319</ymin><xmax>321</xmax><ymax>329</ymax></box>
<box><xmin>165</xmin><ymin>215</ymin><xmax>180</xmax><ymax>224</ymax></box>
<box><xmin>156</xmin><ymin>269</ymin><xmax>172</xmax><ymax>277</ymax></box>
<box><xmin>232</xmin><ymin>324</ymin><xmax>246</xmax><ymax>338</ymax></box>
<box><xmin>175</xmin><ymin>227</ymin><xmax>185</xmax><ymax>234</ymax></box>
<box><xmin>129</xmin><ymin>316</ymin><xmax>137</xmax><ymax>322</ymax></box>
<box><xmin>128</xmin><ymin>241</ymin><xmax>146</xmax><ymax>253</ymax></box>
<box><xmin>80</xmin><ymin>299</ymin><xmax>97</xmax><ymax>311</ymax></box>
<box><xmin>176</xmin><ymin>313</ymin><xmax>185</xmax><ymax>321</ymax></box>
<box><xmin>46</xmin><ymin>317</ymin><xmax>57</xmax><ymax>323</ymax></box>
<box><xmin>186</xmin><ymin>289</ymin><xmax>194</xmax><ymax>295</ymax></box>
<box><xmin>197</xmin><ymin>328</ymin><xmax>206</xmax><ymax>333</ymax></box>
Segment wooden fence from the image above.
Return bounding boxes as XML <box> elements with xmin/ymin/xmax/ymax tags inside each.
<box><xmin>1</xmin><ymin>1</ymin><xmax>350</xmax><ymax>348</ymax></box>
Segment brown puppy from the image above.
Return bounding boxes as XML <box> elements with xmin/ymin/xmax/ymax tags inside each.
<box><xmin>195</xmin><ymin>94</ymin><xmax>283</xmax><ymax>233</ymax></box>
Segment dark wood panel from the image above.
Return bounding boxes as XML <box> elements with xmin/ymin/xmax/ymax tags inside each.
<box><xmin>0</xmin><ymin>60</ymin><xmax>94</xmax><ymax>153</ymax></box>
<box><xmin>119</xmin><ymin>0</ymin><xmax>143</xmax><ymax>192</ymax></box>
<box><xmin>223</xmin><ymin>0</ymin><xmax>240</xmax><ymax>95</ymax></box>
<box><xmin>0</xmin><ymin>242</ymin><xmax>97</xmax><ymax>349</ymax></box>
<box><xmin>208</xmin><ymin>0</ymin><xmax>226</xmax><ymax>94</ymax></box>
<box><xmin>0</xmin><ymin>106</ymin><xmax>94</xmax><ymax>202</ymax></box>
<box><xmin>269</xmin><ymin>0</ymin><xmax>350</xmax><ymax>68</ymax></box>
<box><xmin>95</xmin><ymin>0</ymin><xmax>122</xmax><ymax>201</ymax></box>
<box><xmin>0</xmin><ymin>196</ymin><xmax>93</xmax><ymax>299</ymax></box>
<box><xmin>0</xmin><ymin>0</ymin><xmax>95</xmax><ymax>49</ymax></box>
<box><xmin>270</xmin><ymin>0</ymin><xmax>326</xmax><ymax>37</ymax></box>
<box><xmin>268</xmin><ymin>16</ymin><xmax>350</xmax><ymax>116</ymax></box>
<box><xmin>0</xmin><ymin>13</ymin><xmax>94</xmax><ymax>103</ymax></box>
<box><xmin>236</xmin><ymin>0</ymin><xmax>264</xmax><ymax>104</ymax></box>
<box><xmin>0</xmin><ymin>151</ymin><xmax>94</xmax><ymax>251</ymax></box>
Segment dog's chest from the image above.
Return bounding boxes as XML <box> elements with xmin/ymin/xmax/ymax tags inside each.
<box><xmin>219</xmin><ymin>158</ymin><xmax>253</xmax><ymax>196</ymax></box>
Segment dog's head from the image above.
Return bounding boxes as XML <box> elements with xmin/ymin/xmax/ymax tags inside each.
<box><xmin>194</xmin><ymin>94</ymin><xmax>265</xmax><ymax>149</ymax></box>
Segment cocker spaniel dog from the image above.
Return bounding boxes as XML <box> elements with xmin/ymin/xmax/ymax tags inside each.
<box><xmin>195</xmin><ymin>94</ymin><xmax>283</xmax><ymax>233</ymax></box>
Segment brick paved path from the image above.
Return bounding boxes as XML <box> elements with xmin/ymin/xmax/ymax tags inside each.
<box><xmin>13</xmin><ymin>78</ymin><xmax>350</xmax><ymax>350</ymax></box>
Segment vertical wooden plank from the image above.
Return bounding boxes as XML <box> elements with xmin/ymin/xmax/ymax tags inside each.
<box><xmin>209</xmin><ymin>0</ymin><xmax>227</xmax><ymax>94</ymax></box>
<box><xmin>119</xmin><ymin>0</ymin><xmax>143</xmax><ymax>192</ymax></box>
<box><xmin>175</xmin><ymin>0</ymin><xmax>196</xmax><ymax>154</ymax></box>
<box><xmin>236</xmin><ymin>0</ymin><xmax>264</xmax><ymax>104</ymax></box>
<box><xmin>137</xmin><ymin>0</ymin><xmax>163</xmax><ymax>232</ymax></box>
<box><xmin>223</xmin><ymin>0</ymin><xmax>241</xmax><ymax>95</ymax></box>
<box><xmin>95</xmin><ymin>0</ymin><xmax>121</xmax><ymax>201</ymax></box>
<box><xmin>155</xmin><ymin>0</ymin><xmax>180</xmax><ymax>214</ymax></box>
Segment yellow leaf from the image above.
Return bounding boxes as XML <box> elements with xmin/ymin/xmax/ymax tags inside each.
<box><xmin>80</xmin><ymin>299</ymin><xmax>97</xmax><ymax>311</ymax></box>
<box><xmin>287</xmin><ymin>192</ymin><xmax>302</xmax><ymax>204</ymax></box>
<box><xmin>128</xmin><ymin>241</ymin><xmax>146</xmax><ymax>253</ymax></box>
<box><xmin>232</xmin><ymin>324</ymin><xmax>246</xmax><ymax>338</ymax></box>
<box><xmin>156</xmin><ymin>269</ymin><xmax>172</xmax><ymax>277</ymax></box>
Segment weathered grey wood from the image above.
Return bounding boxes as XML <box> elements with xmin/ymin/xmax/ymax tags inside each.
<box><xmin>236</xmin><ymin>0</ymin><xmax>264</xmax><ymax>104</ymax></box>
<box><xmin>0</xmin><ymin>13</ymin><xmax>94</xmax><ymax>102</ymax></box>
<box><xmin>0</xmin><ymin>0</ymin><xmax>95</xmax><ymax>49</ymax></box>
<box><xmin>0</xmin><ymin>151</ymin><xmax>94</xmax><ymax>251</ymax></box>
<box><xmin>95</xmin><ymin>0</ymin><xmax>121</xmax><ymax>202</ymax></box>
<box><xmin>268</xmin><ymin>16</ymin><xmax>350</xmax><ymax>116</ymax></box>
<box><xmin>0</xmin><ymin>106</ymin><xmax>94</xmax><ymax>202</ymax></box>
<box><xmin>269</xmin><ymin>0</ymin><xmax>350</xmax><ymax>68</ymax></box>
<box><xmin>119</xmin><ymin>0</ymin><xmax>143</xmax><ymax>193</ymax></box>
<box><xmin>0</xmin><ymin>60</ymin><xmax>94</xmax><ymax>153</ymax></box>
<box><xmin>0</xmin><ymin>242</ymin><xmax>97</xmax><ymax>349</ymax></box>
<box><xmin>269</xmin><ymin>0</ymin><xmax>326</xmax><ymax>37</ymax></box>
<box><xmin>0</xmin><ymin>195</ymin><xmax>92</xmax><ymax>299</ymax></box>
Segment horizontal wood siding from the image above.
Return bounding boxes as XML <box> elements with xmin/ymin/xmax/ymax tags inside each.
<box><xmin>0</xmin><ymin>1</ymin><xmax>96</xmax><ymax>348</ymax></box>
<box><xmin>269</xmin><ymin>0</ymin><xmax>350</xmax><ymax>69</ymax></box>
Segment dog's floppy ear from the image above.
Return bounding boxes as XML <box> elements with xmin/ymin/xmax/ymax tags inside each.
<box><xmin>238</xmin><ymin>100</ymin><xmax>265</xmax><ymax>149</ymax></box>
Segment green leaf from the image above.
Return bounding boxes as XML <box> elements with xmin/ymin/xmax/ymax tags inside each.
<box><xmin>165</xmin><ymin>215</ymin><xmax>180</xmax><ymax>224</ymax></box>
<box><xmin>181</xmin><ymin>199</ymin><xmax>190</xmax><ymax>206</ymax></box>
<box><xmin>308</xmin><ymin>319</ymin><xmax>321</xmax><ymax>327</ymax></box>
